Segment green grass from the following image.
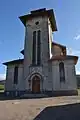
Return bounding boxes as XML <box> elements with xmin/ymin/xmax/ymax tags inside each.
<box><xmin>0</xmin><ymin>84</ymin><xmax>4</xmax><ymax>90</ymax></box>
<box><xmin>0</xmin><ymin>84</ymin><xmax>4</xmax><ymax>93</ymax></box>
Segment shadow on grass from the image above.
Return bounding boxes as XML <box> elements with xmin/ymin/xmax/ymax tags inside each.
<box><xmin>33</xmin><ymin>103</ymin><xmax>80</xmax><ymax>120</ymax></box>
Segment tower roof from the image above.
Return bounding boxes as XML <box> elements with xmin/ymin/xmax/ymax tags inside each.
<box><xmin>19</xmin><ymin>8</ymin><xmax>57</xmax><ymax>31</ymax></box>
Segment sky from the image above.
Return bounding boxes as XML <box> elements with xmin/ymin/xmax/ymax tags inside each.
<box><xmin>0</xmin><ymin>0</ymin><xmax>80</xmax><ymax>80</ymax></box>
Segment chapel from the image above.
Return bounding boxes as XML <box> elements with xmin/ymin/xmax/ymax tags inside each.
<box><xmin>3</xmin><ymin>8</ymin><xmax>78</xmax><ymax>96</ymax></box>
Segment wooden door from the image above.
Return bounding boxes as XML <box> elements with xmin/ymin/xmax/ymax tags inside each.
<box><xmin>32</xmin><ymin>76</ymin><xmax>40</xmax><ymax>93</ymax></box>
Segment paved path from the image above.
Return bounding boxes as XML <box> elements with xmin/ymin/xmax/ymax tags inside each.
<box><xmin>0</xmin><ymin>96</ymin><xmax>80</xmax><ymax>120</ymax></box>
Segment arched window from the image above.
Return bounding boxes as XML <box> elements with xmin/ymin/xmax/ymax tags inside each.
<box><xmin>59</xmin><ymin>62</ymin><xmax>65</xmax><ymax>82</ymax></box>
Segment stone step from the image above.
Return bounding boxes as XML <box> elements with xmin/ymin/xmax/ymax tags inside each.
<box><xmin>20</xmin><ymin>93</ymin><xmax>48</xmax><ymax>98</ymax></box>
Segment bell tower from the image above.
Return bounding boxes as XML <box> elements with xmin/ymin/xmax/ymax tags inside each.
<box><xmin>19</xmin><ymin>8</ymin><xmax>57</xmax><ymax>91</ymax></box>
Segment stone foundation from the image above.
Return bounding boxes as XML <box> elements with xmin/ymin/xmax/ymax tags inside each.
<box><xmin>4</xmin><ymin>90</ymin><xmax>78</xmax><ymax>98</ymax></box>
<box><xmin>44</xmin><ymin>90</ymin><xmax>78</xmax><ymax>97</ymax></box>
<box><xmin>5</xmin><ymin>91</ymin><xmax>27</xmax><ymax>97</ymax></box>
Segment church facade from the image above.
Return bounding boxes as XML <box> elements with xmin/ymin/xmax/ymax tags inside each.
<box><xmin>3</xmin><ymin>8</ymin><xmax>78</xmax><ymax>96</ymax></box>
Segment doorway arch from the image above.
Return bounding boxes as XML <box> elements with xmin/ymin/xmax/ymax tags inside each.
<box><xmin>32</xmin><ymin>75</ymin><xmax>40</xmax><ymax>93</ymax></box>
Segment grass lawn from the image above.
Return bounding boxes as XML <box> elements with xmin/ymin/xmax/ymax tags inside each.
<box><xmin>0</xmin><ymin>84</ymin><xmax>4</xmax><ymax>92</ymax></box>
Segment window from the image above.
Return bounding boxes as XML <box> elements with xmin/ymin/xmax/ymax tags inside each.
<box><xmin>14</xmin><ymin>66</ymin><xmax>18</xmax><ymax>84</ymax></box>
<box><xmin>32</xmin><ymin>31</ymin><xmax>36</xmax><ymax>65</ymax></box>
<box><xmin>32</xmin><ymin>30</ymin><xmax>41</xmax><ymax>65</ymax></box>
<box><xmin>72</xmin><ymin>66</ymin><xmax>76</xmax><ymax>75</ymax></box>
<box><xmin>59</xmin><ymin>62</ymin><xmax>65</xmax><ymax>82</ymax></box>
<box><xmin>37</xmin><ymin>30</ymin><xmax>41</xmax><ymax>65</ymax></box>
<box><xmin>35</xmin><ymin>21</ymin><xmax>39</xmax><ymax>25</ymax></box>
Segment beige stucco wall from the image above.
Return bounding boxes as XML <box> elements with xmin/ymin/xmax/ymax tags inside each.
<box><xmin>52</xmin><ymin>45</ymin><xmax>62</xmax><ymax>56</ymax></box>
<box><xmin>5</xmin><ymin>63</ymin><xmax>24</xmax><ymax>91</ymax></box>
<box><xmin>44</xmin><ymin>61</ymin><xmax>53</xmax><ymax>91</ymax></box>
<box><xmin>52</xmin><ymin>60</ymin><xmax>77</xmax><ymax>91</ymax></box>
<box><xmin>5</xmin><ymin>66</ymin><xmax>14</xmax><ymax>91</ymax></box>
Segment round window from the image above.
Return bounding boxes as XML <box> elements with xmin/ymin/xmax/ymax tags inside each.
<box><xmin>35</xmin><ymin>21</ymin><xmax>39</xmax><ymax>25</ymax></box>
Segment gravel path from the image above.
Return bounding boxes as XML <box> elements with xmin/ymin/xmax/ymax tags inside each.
<box><xmin>0</xmin><ymin>96</ymin><xmax>80</xmax><ymax>120</ymax></box>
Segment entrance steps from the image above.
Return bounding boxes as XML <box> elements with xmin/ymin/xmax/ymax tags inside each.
<box><xmin>20</xmin><ymin>93</ymin><xmax>48</xmax><ymax>98</ymax></box>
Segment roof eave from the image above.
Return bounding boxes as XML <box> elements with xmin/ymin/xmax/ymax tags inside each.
<box><xmin>3</xmin><ymin>59</ymin><xmax>24</xmax><ymax>66</ymax></box>
<box><xmin>48</xmin><ymin>55</ymin><xmax>78</xmax><ymax>65</ymax></box>
<box><xmin>20</xmin><ymin>50</ymin><xmax>24</xmax><ymax>55</ymax></box>
<box><xmin>52</xmin><ymin>42</ymin><xmax>66</xmax><ymax>49</ymax></box>
<box><xmin>19</xmin><ymin>9</ymin><xmax>57</xmax><ymax>31</ymax></box>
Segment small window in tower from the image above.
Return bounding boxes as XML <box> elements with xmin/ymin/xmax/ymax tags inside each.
<box><xmin>35</xmin><ymin>21</ymin><xmax>39</xmax><ymax>25</ymax></box>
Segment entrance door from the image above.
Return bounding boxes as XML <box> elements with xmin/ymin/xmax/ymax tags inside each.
<box><xmin>32</xmin><ymin>76</ymin><xmax>40</xmax><ymax>93</ymax></box>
